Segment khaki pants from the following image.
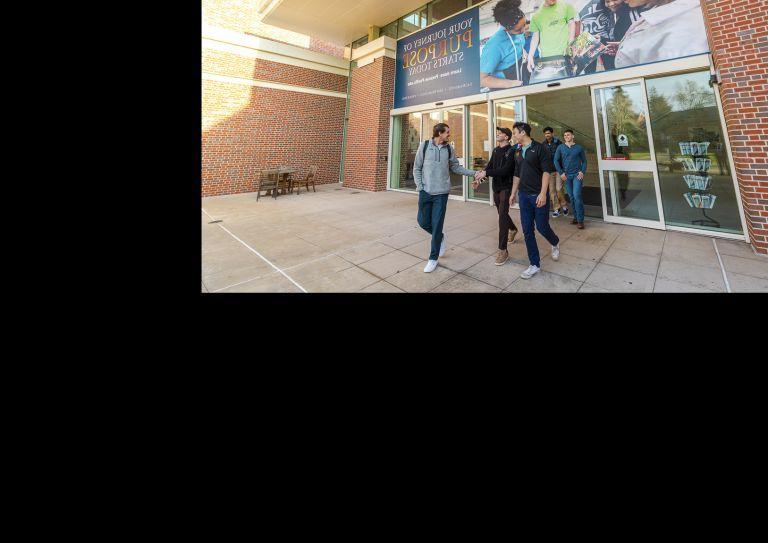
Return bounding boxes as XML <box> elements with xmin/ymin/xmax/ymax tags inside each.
<box><xmin>550</xmin><ymin>173</ymin><xmax>567</xmax><ymax>211</ymax></box>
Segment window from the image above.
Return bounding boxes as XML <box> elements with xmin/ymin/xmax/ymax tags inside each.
<box><xmin>399</xmin><ymin>7</ymin><xmax>428</xmax><ymax>38</ymax></box>
<box><xmin>647</xmin><ymin>71</ymin><xmax>743</xmax><ymax>234</ymax></box>
<box><xmin>380</xmin><ymin>20</ymin><xmax>398</xmax><ymax>39</ymax></box>
<box><xmin>428</xmin><ymin>0</ymin><xmax>469</xmax><ymax>23</ymax></box>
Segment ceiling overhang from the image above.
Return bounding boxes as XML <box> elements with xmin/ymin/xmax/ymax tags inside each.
<box><xmin>261</xmin><ymin>0</ymin><xmax>427</xmax><ymax>46</ymax></box>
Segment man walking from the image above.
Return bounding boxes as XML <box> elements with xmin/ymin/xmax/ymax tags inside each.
<box><xmin>473</xmin><ymin>127</ymin><xmax>519</xmax><ymax>266</ymax></box>
<box><xmin>413</xmin><ymin>123</ymin><xmax>479</xmax><ymax>273</ymax></box>
<box><xmin>553</xmin><ymin>129</ymin><xmax>588</xmax><ymax>229</ymax></box>
<box><xmin>542</xmin><ymin>127</ymin><xmax>568</xmax><ymax>218</ymax></box>
<box><xmin>509</xmin><ymin>122</ymin><xmax>561</xmax><ymax>279</ymax></box>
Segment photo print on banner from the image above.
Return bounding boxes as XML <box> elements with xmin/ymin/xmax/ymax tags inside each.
<box><xmin>395</xmin><ymin>0</ymin><xmax>711</xmax><ymax>107</ymax></box>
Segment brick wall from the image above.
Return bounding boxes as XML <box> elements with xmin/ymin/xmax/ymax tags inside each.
<box><xmin>202</xmin><ymin>42</ymin><xmax>347</xmax><ymax>197</ymax></box>
<box><xmin>202</xmin><ymin>49</ymin><xmax>347</xmax><ymax>93</ymax></box>
<box><xmin>702</xmin><ymin>0</ymin><xmax>768</xmax><ymax>254</ymax></box>
<box><xmin>343</xmin><ymin>57</ymin><xmax>396</xmax><ymax>191</ymax></box>
<box><xmin>202</xmin><ymin>82</ymin><xmax>346</xmax><ymax>197</ymax></box>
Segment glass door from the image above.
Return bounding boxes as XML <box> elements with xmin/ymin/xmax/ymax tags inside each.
<box><xmin>468</xmin><ymin>102</ymin><xmax>492</xmax><ymax>202</ymax></box>
<box><xmin>591</xmin><ymin>80</ymin><xmax>665</xmax><ymax>229</ymax></box>
<box><xmin>491</xmin><ymin>97</ymin><xmax>525</xmax><ymax>207</ymax></box>
<box><xmin>423</xmin><ymin>107</ymin><xmax>466</xmax><ymax>199</ymax></box>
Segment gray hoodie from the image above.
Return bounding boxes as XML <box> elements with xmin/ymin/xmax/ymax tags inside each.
<box><xmin>413</xmin><ymin>140</ymin><xmax>476</xmax><ymax>195</ymax></box>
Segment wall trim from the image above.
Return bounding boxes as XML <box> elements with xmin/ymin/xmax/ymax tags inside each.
<box><xmin>351</xmin><ymin>36</ymin><xmax>397</xmax><ymax>68</ymax></box>
<box><xmin>202</xmin><ymin>72</ymin><xmax>347</xmax><ymax>99</ymax></box>
<box><xmin>202</xmin><ymin>23</ymin><xmax>350</xmax><ymax>76</ymax></box>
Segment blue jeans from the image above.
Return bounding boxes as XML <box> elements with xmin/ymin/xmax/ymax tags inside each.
<box><xmin>518</xmin><ymin>191</ymin><xmax>560</xmax><ymax>267</ymax></box>
<box><xmin>417</xmin><ymin>191</ymin><xmax>449</xmax><ymax>261</ymax></box>
<box><xmin>564</xmin><ymin>174</ymin><xmax>584</xmax><ymax>222</ymax></box>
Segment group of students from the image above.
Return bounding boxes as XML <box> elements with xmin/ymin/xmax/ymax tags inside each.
<box><xmin>480</xmin><ymin>0</ymin><xmax>709</xmax><ymax>90</ymax></box>
<box><xmin>413</xmin><ymin>122</ymin><xmax>587</xmax><ymax>280</ymax></box>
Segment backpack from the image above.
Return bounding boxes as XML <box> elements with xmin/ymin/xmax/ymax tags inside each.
<box><xmin>421</xmin><ymin>140</ymin><xmax>452</xmax><ymax>163</ymax></box>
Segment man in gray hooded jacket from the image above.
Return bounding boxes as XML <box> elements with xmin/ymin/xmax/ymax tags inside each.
<box><xmin>413</xmin><ymin>123</ymin><xmax>478</xmax><ymax>273</ymax></box>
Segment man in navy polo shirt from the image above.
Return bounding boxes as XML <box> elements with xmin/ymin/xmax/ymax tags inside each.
<box><xmin>509</xmin><ymin>122</ymin><xmax>561</xmax><ymax>279</ymax></box>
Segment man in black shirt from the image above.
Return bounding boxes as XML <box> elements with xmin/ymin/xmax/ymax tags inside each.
<box><xmin>473</xmin><ymin>127</ymin><xmax>519</xmax><ymax>266</ymax></box>
<box><xmin>509</xmin><ymin>121</ymin><xmax>561</xmax><ymax>279</ymax></box>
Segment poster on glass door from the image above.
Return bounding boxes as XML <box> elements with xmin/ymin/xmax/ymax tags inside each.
<box><xmin>395</xmin><ymin>0</ymin><xmax>711</xmax><ymax>108</ymax></box>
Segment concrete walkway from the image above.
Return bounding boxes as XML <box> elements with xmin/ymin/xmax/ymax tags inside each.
<box><xmin>202</xmin><ymin>184</ymin><xmax>768</xmax><ymax>293</ymax></box>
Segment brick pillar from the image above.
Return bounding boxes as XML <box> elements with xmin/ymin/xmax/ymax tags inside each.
<box><xmin>702</xmin><ymin>0</ymin><xmax>768</xmax><ymax>254</ymax></box>
<box><xmin>343</xmin><ymin>37</ymin><xmax>396</xmax><ymax>191</ymax></box>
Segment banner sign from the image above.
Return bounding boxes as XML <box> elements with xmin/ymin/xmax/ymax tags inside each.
<box><xmin>394</xmin><ymin>0</ymin><xmax>710</xmax><ymax>110</ymax></box>
<box><xmin>394</xmin><ymin>9</ymin><xmax>481</xmax><ymax>109</ymax></box>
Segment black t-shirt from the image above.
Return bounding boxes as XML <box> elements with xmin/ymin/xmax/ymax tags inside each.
<box><xmin>484</xmin><ymin>144</ymin><xmax>516</xmax><ymax>192</ymax></box>
<box><xmin>514</xmin><ymin>140</ymin><xmax>555</xmax><ymax>195</ymax></box>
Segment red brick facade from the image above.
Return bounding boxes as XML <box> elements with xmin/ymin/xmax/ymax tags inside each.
<box><xmin>342</xmin><ymin>57</ymin><xmax>396</xmax><ymax>192</ymax></box>
<box><xmin>202</xmin><ymin>6</ymin><xmax>349</xmax><ymax>198</ymax></box>
<box><xmin>702</xmin><ymin>0</ymin><xmax>768</xmax><ymax>254</ymax></box>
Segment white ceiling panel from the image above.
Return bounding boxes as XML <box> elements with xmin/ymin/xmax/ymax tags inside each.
<box><xmin>263</xmin><ymin>0</ymin><xmax>428</xmax><ymax>45</ymax></box>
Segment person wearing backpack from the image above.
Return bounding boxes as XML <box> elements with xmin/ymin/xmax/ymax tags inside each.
<box><xmin>472</xmin><ymin>127</ymin><xmax>519</xmax><ymax>266</ymax></box>
<box><xmin>413</xmin><ymin>123</ymin><xmax>479</xmax><ymax>273</ymax></box>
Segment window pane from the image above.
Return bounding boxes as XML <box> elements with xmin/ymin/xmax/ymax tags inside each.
<box><xmin>595</xmin><ymin>84</ymin><xmax>651</xmax><ymax>160</ymax></box>
<box><xmin>398</xmin><ymin>8</ymin><xmax>428</xmax><ymax>38</ymax></box>
<box><xmin>391</xmin><ymin>113</ymin><xmax>423</xmax><ymax>191</ymax></box>
<box><xmin>469</xmin><ymin>103</ymin><xmax>490</xmax><ymax>201</ymax></box>
<box><xmin>647</xmin><ymin>71</ymin><xmax>743</xmax><ymax>234</ymax></box>
<box><xmin>429</xmin><ymin>0</ymin><xmax>468</xmax><ymax>24</ymax></box>
<box><xmin>351</xmin><ymin>36</ymin><xmax>368</xmax><ymax>49</ymax></box>
<box><xmin>380</xmin><ymin>21</ymin><xmax>398</xmax><ymax>39</ymax></box>
<box><xmin>602</xmin><ymin>171</ymin><xmax>660</xmax><ymax>221</ymax></box>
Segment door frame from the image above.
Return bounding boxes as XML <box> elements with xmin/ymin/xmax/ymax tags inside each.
<box><xmin>590</xmin><ymin>78</ymin><xmax>667</xmax><ymax>230</ymax></box>
<box><xmin>489</xmin><ymin>95</ymin><xmax>526</xmax><ymax>209</ymax></box>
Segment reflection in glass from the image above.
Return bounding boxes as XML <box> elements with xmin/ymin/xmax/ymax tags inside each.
<box><xmin>602</xmin><ymin>171</ymin><xmax>659</xmax><ymax>221</ymax></box>
<box><xmin>419</xmin><ymin>108</ymin><xmax>465</xmax><ymax>197</ymax></box>
<box><xmin>399</xmin><ymin>8</ymin><xmax>428</xmax><ymax>38</ymax></box>
<box><xmin>390</xmin><ymin>113</ymin><xmax>422</xmax><ymax>191</ymax></box>
<box><xmin>595</xmin><ymin>84</ymin><xmax>651</xmax><ymax>160</ymax></box>
<box><xmin>647</xmin><ymin>71</ymin><xmax>743</xmax><ymax>234</ymax></box>
<box><xmin>429</xmin><ymin>0</ymin><xmax>469</xmax><ymax>23</ymax></box>
<box><xmin>468</xmin><ymin>103</ymin><xmax>490</xmax><ymax>201</ymax></box>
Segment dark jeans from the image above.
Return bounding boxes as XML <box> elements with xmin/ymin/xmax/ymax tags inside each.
<box><xmin>518</xmin><ymin>191</ymin><xmax>560</xmax><ymax>267</ymax></box>
<box><xmin>417</xmin><ymin>190</ymin><xmax>449</xmax><ymax>261</ymax></box>
<box><xmin>564</xmin><ymin>174</ymin><xmax>585</xmax><ymax>223</ymax></box>
<box><xmin>493</xmin><ymin>189</ymin><xmax>518</xmax><ymax>251</ymax></box>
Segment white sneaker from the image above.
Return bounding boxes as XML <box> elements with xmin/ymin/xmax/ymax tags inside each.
<box><xmin>439</xmin><ymin>235</ymin><xmax>447</xmax><ymax>257</ymax></box>
<box><xmin>552</xmin><ymin>245</ymin><xmax>560</xmax><ymax>261</ymax></box>
<box><xmin>520</xmin><ymin>265</ymin><xmax>540</xmax><ymax>279</ymax></box>
<box><xmin>424</xmin><ymin>259</ymin><xmax>438</xmax><ymax>273</ymax></box>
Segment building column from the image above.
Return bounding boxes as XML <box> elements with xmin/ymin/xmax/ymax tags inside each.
<box><xmin>702</xmin><ymin>0</ymin><xmax>768</xmax><ymax>254</ymax></box>
<box><xmin>343</xmin><ymin>37</ymin><xmax>397</xmax><ymax>192</ymax></box>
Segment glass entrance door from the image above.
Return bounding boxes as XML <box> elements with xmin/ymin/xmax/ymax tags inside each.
<box><xmin>423</xmin><ymin>107</ymin><xmax>466</xmax><ymax>199</ymax></box>
<box><xmin>592</xmin><ymin>80</ymin><xmax>665</xmax><ymax>229</ymax></box>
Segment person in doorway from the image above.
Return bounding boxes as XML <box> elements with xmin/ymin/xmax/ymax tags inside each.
<box><xmin>527</xmin><ymin>0</ymin><xmax>578</xmax><ymax>76</ymax></box>
<box><xmin>554</xmin><ymin>129</ymin><xmax>588</xmax><ymax>229</ymax></box>
<box><xmin>480</xmin><ymin>0</ymin><xmax>528</xmax><ymax>90</ymax></box>
<box><xmin>509</xmin><ymin>122</ymin><xmax>561</xmax><ymax>279</ymax></box>
<box><xmin>542</xmin><ymin>127</ymin><xmax>568</xmax><ymax>217</ymax></box>
<box><xmin>615</xmin><ymin>0</ymin><xmax>710</xmax><ymax>69</ymax></box>
<box><xmin>413</xmin><ymin>123</ymin><xmax>480</xmax><ymax>273</ymax></box>
<box><xmin>473</xmin><ymin>127</ymin><xmax>520</xmax><ymax>266</ymax></box>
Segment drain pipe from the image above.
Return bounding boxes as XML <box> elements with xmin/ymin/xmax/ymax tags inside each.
<box><xmin>338</xmin><ymin>49</ymin><xmax>354</xmax><ymax>186</ymax></box>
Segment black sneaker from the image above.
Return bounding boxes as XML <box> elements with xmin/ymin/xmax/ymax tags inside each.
<box><xmin>562</xmin><ymin>207</ymin><xmax>569</xmax><ymax>216</ymax></box>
